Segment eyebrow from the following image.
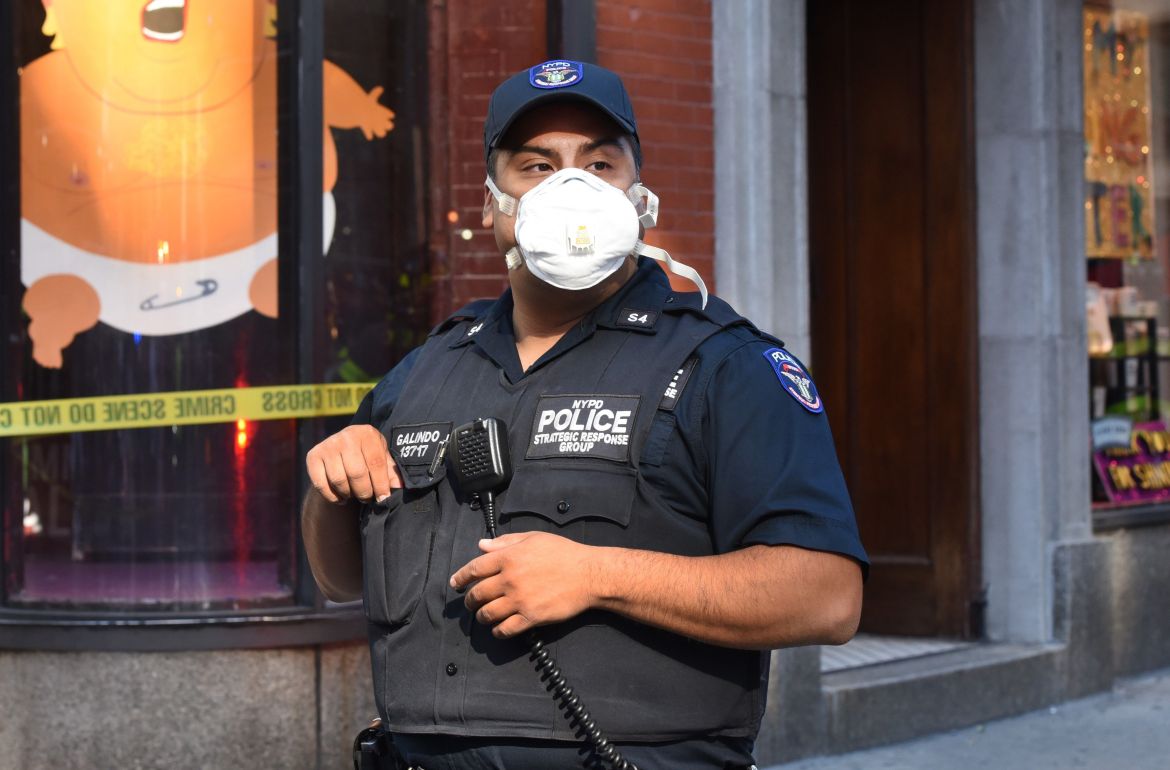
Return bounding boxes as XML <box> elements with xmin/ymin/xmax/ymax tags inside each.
<box><xmin>509</xmin><ymin>136</ymin><xmax>627</xmax><ymax>158</ymax></box>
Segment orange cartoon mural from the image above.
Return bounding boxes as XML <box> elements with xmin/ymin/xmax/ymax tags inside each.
<box><xmin>19</xmin><ymin>0</ymin><xmax>395</xmax><ymax>368</ymax></box>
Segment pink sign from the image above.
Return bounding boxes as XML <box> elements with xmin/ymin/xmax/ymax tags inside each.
<box><xmin>1093</xmin><ymin>420</ymin><xmax>1170</xmax><ymax>503</ymax></box>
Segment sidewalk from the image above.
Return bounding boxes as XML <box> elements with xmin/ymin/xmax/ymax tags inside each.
<box><xmin>765</xmin><ymin>667</ymin><xmax>1170</xmax><ymax>770</ymax></box>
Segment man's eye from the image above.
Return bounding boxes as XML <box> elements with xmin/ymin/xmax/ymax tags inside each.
<box><xmin>588</xmin><ymin>161</ymin><xmax>611</xmax><ymax>172</ymax></box>
<box><xmin>525</xmin><ymin>162</ymin><xmax>553</xmax><ymax>173</ymax></box>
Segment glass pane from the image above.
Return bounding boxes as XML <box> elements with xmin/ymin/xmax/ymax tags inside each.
<box><xmin>6</xmin><ymin>0</ymin><xmax>296</xmax><ymax>611</ymax></box>
<box><xmin>1086</xmin><ymin>1</ymin><xmax>1170</xmax><ymax>505</ymax></box>
<box><xmin>3</xmin><ymin>0</ymin><xmax>433</xmax><ymax>614</ymax></box>
<box><xmin>322</xmin><ymin>0</ymin><xmax>433</xmax><ymax>375</ymax></box>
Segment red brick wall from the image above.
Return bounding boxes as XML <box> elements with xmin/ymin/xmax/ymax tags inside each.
<box><xmin>427</xmin><ymin>0</ymin><xmax>715</xmax><ymax>318</ymax></box>
<box><xmin>428</xmin><ymin>0</ymin><xmax>547</xmax><ymax>316</ymax></box>
<box><xmin>596</xmin><ymin>0</ymin><xmax>714</xmax><ymax>295</ymax></box>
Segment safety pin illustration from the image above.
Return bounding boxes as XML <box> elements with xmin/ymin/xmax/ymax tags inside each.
<box><xmin>140</xmin><ymin>278</ymin><xmax>219</xmax><ymax>311</ymax></box>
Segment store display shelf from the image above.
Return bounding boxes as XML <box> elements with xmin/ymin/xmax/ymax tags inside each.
<box><xmin>1092</xmin><ymin>499</ymin><xmax>1170</xmax><ymax>531</ymax></box>
<box><xmin>1090</xmin><ymin>352</ymin><xmax>1156</xmax><ymax>359</ymax></box>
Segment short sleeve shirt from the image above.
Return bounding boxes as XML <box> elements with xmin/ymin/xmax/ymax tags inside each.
<box><xmin>351</xmin><ymin>260</ymin><xmax>868</xmax><ymax>574</ymax></box>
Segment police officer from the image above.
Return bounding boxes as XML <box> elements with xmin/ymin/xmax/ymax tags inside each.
<box><xmin>303</xmin><ymin>60</ymin><xmax>868</xmax><ymax>770</ymax></box>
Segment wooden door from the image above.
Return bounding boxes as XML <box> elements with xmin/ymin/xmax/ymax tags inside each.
<box><xmin>808</xmin><ymin>0</ymin><xmax>981</xmax><ymax>637</ymax></box>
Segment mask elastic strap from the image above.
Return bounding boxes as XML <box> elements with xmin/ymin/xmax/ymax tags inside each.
<box><xmin>634</xmin><ymin>241</ymin><xmax>708</xmax><ymax>309</ymax></box>
<box><xmin>484</xmin><ymin>176</ymin><xmax>518</xmax><ymax>217</ymax></box>
<box><xmin>627</xmin><ymin>184</ymin><xmax>659</xmax><ymax>229</ymax></box>
<box><xmin>486</xmin><ymin>176</ymin><xmax>522</xmax><ymax>270</ymax></box>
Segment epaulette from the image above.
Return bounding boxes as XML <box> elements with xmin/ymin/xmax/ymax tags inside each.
<box><xmin>662</xmin><ymin>291</ymin><xmax>738</xmax><ymax>324</ymax></box>
<box><xmin>663</xmin><ymin>292</ymin><xmax>784</xmax><ymax>346</ymax></box>
<box><xmin>428</xmin><ymin>299</ymin><xmax>497</xmax><ymax>337</ymax></box>
<box><xmin>725</xmin><ymin>323</ymin><xmax>785</xmax><ymax>350</ymax></box>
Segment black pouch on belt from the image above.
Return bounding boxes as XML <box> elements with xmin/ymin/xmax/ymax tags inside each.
<box><xmin>353</xmin><ymin>719</ymin><xmax>411</xmax><ymax>770</ymax></box>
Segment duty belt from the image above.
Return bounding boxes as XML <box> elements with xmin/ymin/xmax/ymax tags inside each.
<box><xmin>353</xmin><ymin>719</ymin><xmax>423</xmax><ymax>770</ymax></box>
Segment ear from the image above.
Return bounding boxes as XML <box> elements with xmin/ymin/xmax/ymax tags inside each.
<box><xmin>482</xmin><ymin>187</ymin><xmax>495</xmax><ymax>229</ymax></box>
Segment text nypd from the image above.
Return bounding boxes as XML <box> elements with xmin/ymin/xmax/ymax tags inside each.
<box><xmin>529</xmin><ymin>395</ymin><xmax>639</xmax><ymax>460</ymax></box>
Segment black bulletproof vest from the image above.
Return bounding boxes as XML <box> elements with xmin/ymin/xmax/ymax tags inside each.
<box><xmin>362</xmin><ymin>291</ymin><xmax>769</xmax><ymax>742</ymax></box>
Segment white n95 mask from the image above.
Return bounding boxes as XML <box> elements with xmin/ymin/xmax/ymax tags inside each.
<box><xmin>485</xmin><ymin>168</ymin><xmax>708</xmax><ymax>307</ymax></box>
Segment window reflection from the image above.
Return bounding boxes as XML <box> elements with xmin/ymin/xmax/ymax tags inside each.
<box><xmin>1087</xmin><ymin>1</ymin><xmax>1170</xmax><ymax>505</ymax></box>
<box><xmin>3</xmin><ymin>0</ymin><xmax>430</xmax><ymax>612</ymax></box>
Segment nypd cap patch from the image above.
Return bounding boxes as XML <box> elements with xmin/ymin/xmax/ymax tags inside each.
<box><xmin>530</xmin><ymin>60</ymin><xmax>584</xmax><ymax>89</ymax></box>
<box><xmin>763</xmin><ymin>348</ymin><xmax>824</xmax><ymax>414</ymax></box>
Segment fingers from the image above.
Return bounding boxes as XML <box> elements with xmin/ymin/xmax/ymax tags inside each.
<box><xmin>360</xmin><ymin>107</ymin><xmax>395</xmax><ymax>140</ymax></box>
<box><xmin>492</xmin><ymin>614</ymin><xmax>533</xmax><ymax>639</ymax></box>
<box><xmin>341</xmin><ymin>446</ymin><xmax>376</xmax><ymax>501</ymax></box>
<box><xmin>305</xmin><ymin>425</ymin><xmax>392</xmax><ymax>503</ymax></box>
<box><xmin>360</xmin><ymin>436</ymin><xmax>399</xmax><ymax>502</ymax></box>
<box><xmin>473</xmin><ymin>596</ymin><xmax>511</xmax><ymax>625</ymax></box>
<box><xmin>476</xmin><ymin>532</ymin><xmax>530</xmax><ymax>551</ymax></box>
<box><xmin>464</xmin><ymin>576</ymin><xmax>506</xmax><ymax>616</ymax></box>
<box><xmin>369</xmin><ymin>85</ymin><xmax>384</xmax><ymax>100</ymax></box>
<box><xmin>466</xmin><ymin>587</ymin><xmax>534</xmax><ymax>638</ymax></box>
<box><xmin>450</xmin><ymin>552</ymin><xmax>502</xmax><ymax>591</ymax></box>
<box><xmin>306</xmin><ymin>453</ymin><xmax>340</xmax><ymax>503</ymax></box>
<box><xmin>321</xmin><ymin>450</ymin><xmax>352</xmax><ymax>501</ymax></box>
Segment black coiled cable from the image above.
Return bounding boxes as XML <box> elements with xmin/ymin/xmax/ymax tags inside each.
<box><xmin>529</xmin><ymin>635</ymin><xmax>640</xmax><ymax>770</ymax></box>
<box><xmin>476</xmin><ymin>493</ymin><xmax>640</xmax><ymax>770</ymax></box>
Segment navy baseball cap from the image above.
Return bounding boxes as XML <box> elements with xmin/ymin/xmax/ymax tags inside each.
<box><xmin>483</xmin><ymin>59</ymin><xmax>640</xmax><ymax>165</ymax></box>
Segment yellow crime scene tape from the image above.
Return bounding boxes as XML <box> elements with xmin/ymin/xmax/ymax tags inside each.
<box><xmin>0</xmin><ymin>382</ymin><xmax>375</xmax><ymax>438</ymax></box>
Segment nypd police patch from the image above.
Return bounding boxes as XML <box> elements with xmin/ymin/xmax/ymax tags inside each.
<box><xmin>530</xmin><ymin>60</ymin><xmax>583</xmax><ymax>89</ymax></box>
<box><xmin>527</xmin><ymin>394</ymin><xmax>639</xmax><ymax>461</ymax></box>
<box><xmin>763</xmin><ymin>348</ymin><xmax>824</xmax><ymax>414</ymax></box>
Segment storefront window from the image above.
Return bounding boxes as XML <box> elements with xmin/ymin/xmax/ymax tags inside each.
<box><xmin>1</xmin><ymin>0</ymin><xmax>429</xmax><ymax>619</ymax></box>
<box><xmin>1085</xmin><ymin>1</ymin><xmax>1170</xmax><ymax>507</ymax></box>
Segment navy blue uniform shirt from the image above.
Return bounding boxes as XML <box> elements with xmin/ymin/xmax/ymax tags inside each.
<box><xmin>352</xmin><ymin>259</ymin><xmax>868</xmax><ymax>575</ymax></box>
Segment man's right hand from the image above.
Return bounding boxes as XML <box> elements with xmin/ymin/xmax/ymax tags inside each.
<box><xmin>306</xmin><ymin>424</ymin><xmax>403</xmax><ymax>504</ymax></box>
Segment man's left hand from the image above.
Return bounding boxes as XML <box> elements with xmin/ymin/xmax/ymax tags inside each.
<box><xmin>450</xmin><ymin>532</ymin><xmax>598</xmax><ymax>639</ymax></box>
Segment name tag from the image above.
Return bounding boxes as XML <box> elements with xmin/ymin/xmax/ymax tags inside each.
<box><xmin>527</xmin><ymin>395</ymin><xmax>640</xmax><ymax>462</ymax></box>
<box><xmin>390</xmin><ymin>422</ymin><xmax>452</xmax><ymax>467</ymax></box>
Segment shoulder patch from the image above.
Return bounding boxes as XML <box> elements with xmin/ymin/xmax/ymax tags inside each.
<box><xmin>530</xmin><ymin>60</ymin><xmax>583</xmax><ymax>89</ymax></box>
<box><xmin>763</xmin><ymin>347</ymin><xmax>823</xmax><ymax>414</ymax></box>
